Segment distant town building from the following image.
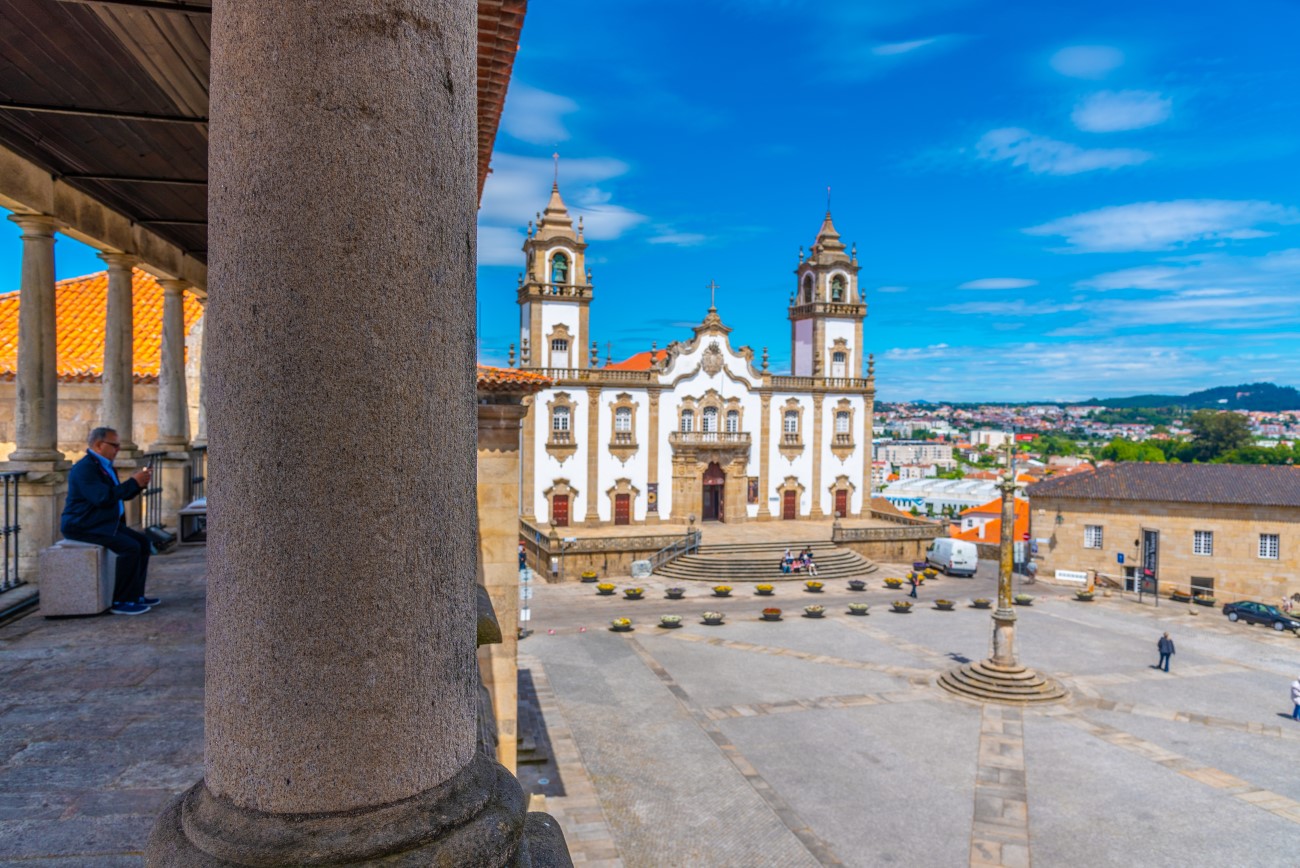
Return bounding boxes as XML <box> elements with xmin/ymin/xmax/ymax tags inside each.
<box><xmin>880</xmin><ymin>477</ymin><xmax>999</xmax><ymax>517</ymax></box>
<box><xmin>971</xmin><ymin>429</ymin><xmax>1013</xmax><ymax>450</ymax></box>
<box><xmin>875</xmin><ymin>440</ymin><xmax>956</xmax><ymax>468</ymax></box>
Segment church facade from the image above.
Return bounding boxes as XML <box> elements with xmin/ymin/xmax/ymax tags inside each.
<box><xmin>513</xmin><ymin>183</ymin><xmax>875</xmax><ymax>526</ymax></box>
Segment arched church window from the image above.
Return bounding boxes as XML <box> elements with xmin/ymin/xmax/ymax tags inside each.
<box><xmin>680</xmin><ymin>410</ymin><xmax>694</xmax><ymax>433</ymax></box>
<box><xmin>725</xmin><ymin>410</ymin><xmax>739</xmax><ymax>433</ymax></box>
<box><xmin>614</xmin><ymin>407</ymin><xmax>632</xmax><ymax>432</ymax></box>
<box><xmin>831</xmin><ymin>275</ymin><xmax>846</xmax><ymax>302</ymax></box>
<box><xmin>550</xmin><ymin>252</ymin><xmax>569</xmax><ymax>285</ymax></box>
<box><xmin>802</xmin><ymin>274</ymin><xmax>813</xmax><ymax>304</ymax></box>
<box><xmin>702</xmin><ymin>407</ymin><xmax>718</xmax><ymax>433</ymax></box>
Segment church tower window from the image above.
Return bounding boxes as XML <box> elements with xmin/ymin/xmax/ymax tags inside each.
<box><xmin>831</xmin><ymin>275</ymin><xmax>846</xmax><ymax>302</ymax></box>
<box><xmin>725</xmin><ymin>409</ymin><xmax>740</xmax><ymax>434</ymax></box>
<box><xmin>680</xmin><ymin>410</ymin><xmax>695</xmax><ymax>433</ymax></box>
<box><xmin>835</xmin><ymin>411</ymin><xmax>850</xmax><ymax>434</ymax></box>
<box><xmin>832</xmin><ymin>350</ymin><xmax>847</xmax><ymax>378</ymax></box>
<box><xmin>614</xmin><ymin>406</ymin><xmax>632</xmax><ymax>432</ymax></box>
<box><xmin>783</xmin><ymin>410</ymin><xmax>800</xmax><ymax>443</ymax></box>
<box><xmin>550</xmin><ymin>252</ymin><xmax>569</xmax><ymax>286</ymax></box>
<box><xmin>802</xmin><ymin>274</ymin><xmax>813</xmax><ymax>304</ymax></box>
<box><xmin>550</xmin><ymin>338</ymin><xmax>570</xmax><ymax>368</ymax></box>
<box><xmin>702</xmin><ymin>407</ymin><xmax>718</xmax><ymax>433</ymax></box>
<box><xmin>551</xmin><ymin>405</ymin><xmax>571</xmax><ymax>442</ymax></box>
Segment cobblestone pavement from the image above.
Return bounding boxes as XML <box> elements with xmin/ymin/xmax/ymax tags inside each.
<box><xmin>523</xmin><ymin>562</ymin><xmax>1300</xmax><ymax>867</ymax></box>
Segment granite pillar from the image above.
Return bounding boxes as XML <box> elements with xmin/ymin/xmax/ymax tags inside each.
<box><xmin>99</xmin><ymin>252</ymin><xmax>139</xmax><ymax>453</ymax></box>
<box><xmin>148</xmin><ymin>1</ymin><xmax>566</xmax><ymax>863</ymax></box>
<box><xmin>191</xmin><ymin>298</ymin><xmax>208</xmax><ymax>449</ymax></box>
<box><xmin>7</xmin><ymin>214</ymin><xmax>62</xmax><ymax>463</ymax></box>
<box><xmin>151</xmin><ymin>279</ymin><xmax>190</xmax><ymax>452</ymax></box>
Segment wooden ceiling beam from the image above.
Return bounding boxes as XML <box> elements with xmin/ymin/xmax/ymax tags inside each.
<box><xmin>52</xmin><ymin>0</ymin><xmax>210</xmax><ymax>14</ymax></box>
<box><xmin>0</xmin><ymin>100</ymin><xmax>206</xmax><ymax>124</ymax></box>
<box><xmin>64</xmin><ymin>173</ymin><xmax>206</xmax><ymax>186</ymax></box>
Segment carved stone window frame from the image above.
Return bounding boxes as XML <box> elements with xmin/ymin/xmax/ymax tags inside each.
<box><xmin>829</xmin><ymin>337</ymin><xmax>852</xmax><ymax>379</ymax></box>
<box><xmin>544</xmin><ymin>478</ymin><xmax>579</xmax><ymax>527</ymax></box>
<box><xmin>830</xmin><ymin>397</ymin><xmax>856</xmax><ymax>460</ymax></box>
<box><xmin>828</xmin><ymin>474</ymin><xmax>856</xmax><ymax>519</ymax></box>
<box><xmin>606</xmin><ymin>478</ymin><xmax>640</xmax><ymax>524</ymax></box>
<box><xmin>827</xmin><ymin>269</ymin><xmax>852</xmax><ymax>303</ymax></box>
<box><xmin>802</xmin><ymin>273</ymin><xmax>814</xmax><ymax>304</ymax></box>
<box><xmin>679</xmin><ymin>396</ymin><xmax>698</xmax><ymax>433</ymax></box>
<box><xmin>546</xmin><ymin>391</ymin><xmax>578</xmax><ymax>463</ymax></box>
<box><xmin>776</xmin><ymin>475</ymin><xmax>806</xmax><ymax>519</ymax></box>
<box><xmin>778</xmin><ymin>397</ymin><xmax>805</xmax><ymax>460</ymax></box>
<box><xmin>547</xmin><ymin>246</ymin><xmax>574</xmax><ymax>288</ymax></box>
<box><xmin>608</xmin><ymin>392</ymin><xmax>639</xmax><ymax>462</ymax></box>
<box><xmin>546</xmin><ymin>323</ymin><xmax>573</xmax><ymax>368</ymax></box>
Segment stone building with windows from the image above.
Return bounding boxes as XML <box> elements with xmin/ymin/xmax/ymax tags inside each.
<box><xmin>513</xmin><ymin>182</ymin><xmax>875</xmax><ymax>526</ymax></box>
<box><xmin>1027</xmin><ymin>463</ymin><xmax>1300</xmax><ymax>603</ymax></box>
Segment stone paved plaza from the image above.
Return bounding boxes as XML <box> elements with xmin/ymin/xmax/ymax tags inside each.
<box><xmin>4</xmin><ymin>548</ymin><xmax>1300</xmax><ymax>866</ymax></box>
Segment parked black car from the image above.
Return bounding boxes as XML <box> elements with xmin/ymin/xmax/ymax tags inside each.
<box><xmin>1221</xmin><ymin>601</ymin><xmax>1300</xmax><ymax>632</ymax></box>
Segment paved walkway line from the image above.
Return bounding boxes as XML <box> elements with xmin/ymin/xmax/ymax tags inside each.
<box><xmin>1053</xmin><ymin>711</ymin><xmax>1300</xmax><ymax>827</ymax></box>
<box><xmin>700</xmin><ymin>687</ymin><xmax>933</xmax><ymax>721</ymax></box>
<box><xmin>656</xmin><ymin>629</ymin><xmax>933</xmax><ymax>679</ymax></box>
<box><xmin>836</xmin><ymin>615</ymin><xmax>964</xmax><ymax>668</ymax></box>
<box><xmin>623</xmin><ymin>637</ymin><xmax>844</xmax><ymax>867</ymax></box>
<box><xmin>1067</xmin><ymin>696</ymin><xmax>1300</xmax><ymax>743</ymax></box>
<box><xmin>517</xmin><ymin>654</ymin><xmax>624</xmax><ymax>866</ymax></box>
<box><xmin>968</xmin><ymin>705</ymin><xmax>1032</xmax><ymax>868</ymax></box>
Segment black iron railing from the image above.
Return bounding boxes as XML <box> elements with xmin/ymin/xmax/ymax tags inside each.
<box><xmin>140</xmin><ymin>451</ymin><xmax>167</xmax><ymax>530</ymax></box>
<box><xmin>0</xmin><ymin>471</ymin><xmax>26</xmax><ymax>593</ymax></box>
<box><xmin>188</xmin><ymin>445</ymin><xmax>207</xmax><ymax>502</ymax></box>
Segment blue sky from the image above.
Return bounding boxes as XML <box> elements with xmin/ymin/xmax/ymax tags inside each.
<box><xmin>4</xmin><ymin>0</ymin><xmax>1299</xmax><ymax>402</ymax></box>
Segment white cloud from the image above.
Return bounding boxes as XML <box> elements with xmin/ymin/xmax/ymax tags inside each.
<box><xmin>500</xmin><ymin>84</ymin><xmax>578</xmax><ymax>145</ymax></box>
<box><xmin>876</xmin><ymin>285</ymin><xmax>908</xmax><ymax>293</ymax></box>
<box><xmin>647</xmin><ymin>232</ymin><xmax>708</xmax><ymax>246</ymax></box>
<box><xmin>958</xmin><ymin>277</ymin><xmax>1039</xmax><ymax>290</ymax></box>
<box><xmin>1050</xmin><ymin>45</ymin><xmax>1123</xmax><ymax>79</ymax></box>
<box><xmin>872</xmin><ymin>37</ymin><xmax>941</xmax><ymax>56</ymax></box>
<box><xmin>1026</xmin><ymin>200</ymin><xmax>1300</xmax><ymax>253</ymax></box>
<box><xmin>1072</xmin><ymin>90</ymin><xmax>1172</xmax><ymax>133</ymax></box>
<box><xmin>976</xmin><ymin>127</ymin><xmax>1150</xmax><ymax>175</ymax></box>
<box><xmin>1082</xmin><ymin>249</ymin><xmax>1300</xmax><ymax>291</ymax></box>
<box><xmin>476</xmin><ymin>225</ymin><xmax>525</xmax><ymax>266</ymax></box>
<box><xmin>940</xmin><ymin>299</ymin><xmax>1083</xmax><ymax>316</ymax></box>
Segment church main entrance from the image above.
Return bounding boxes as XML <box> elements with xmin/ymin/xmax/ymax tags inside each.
<box><xmin>702</xmin><ymin>462</ymin><xmax>725</xmax><ymax>522</ymax></box>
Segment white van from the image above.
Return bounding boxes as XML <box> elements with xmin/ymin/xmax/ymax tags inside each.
<box><xmin>926</xmin><ymin>538</ymin><xmax>978</xmax><ymax>577</ymax></box>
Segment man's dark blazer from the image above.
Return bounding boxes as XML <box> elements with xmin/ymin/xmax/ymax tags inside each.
<box><xmin>60</xmin><ymin>452</ymin><xmax>143</xmax><ymax>538</ymax></box>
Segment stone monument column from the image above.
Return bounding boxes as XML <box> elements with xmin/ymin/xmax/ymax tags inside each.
<box><xmin>148</xmin><ymin>1</ymin><xmax>565</xmax><ymax>864</ymax></box>
<box><xmin>3</xmin><ymin>214</ymin><xmax>69</xmax><ymax>580</ymax></box>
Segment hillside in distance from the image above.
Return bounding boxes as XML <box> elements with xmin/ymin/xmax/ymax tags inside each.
<box><xmin>1085</xmin><ymin>383</ymin><xmax>1300</xmax><ymax>412</ymax></box>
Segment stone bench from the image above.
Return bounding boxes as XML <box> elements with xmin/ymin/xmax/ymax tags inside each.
<box><xmin>39</xmin><ymin>539</ymin><xmax>117</xmax><ymax>617</ymax></box>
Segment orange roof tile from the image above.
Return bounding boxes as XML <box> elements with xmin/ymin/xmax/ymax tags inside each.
<box><xmin>476</xmin><ymin>365</ymin><xmax>552</xmax><ymax>393</ymax></box>
<box><xmin>0</xmin><ymin>269</ymin><xmax>203</xmax><ymax>384</ymax></box>
<box><xmin>606</xmin><ymin>349</ymin><xmax>667</xmax><ymax>371</ymax></box>
<box><xmin>952</xmin><ymin>498</ymin><xmax>1029</xmax><ymax>543</ymax></box>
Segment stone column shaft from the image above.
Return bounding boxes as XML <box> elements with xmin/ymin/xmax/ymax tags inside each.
<box><xmin>809</xmin><ymin>393</ymin><xmax>824</xmax><ymax>519</ymax></box>
<box><xmin>8</xmin><ymin>214</ymin><xmax>61</xmax><ymax>462</ymax></box>
<box><xmin>100</xmin><ymin>252</ymin><xmax>139</xmax><ymax>452</ymax></box>
<box><xmin>644</xmin><ymin>387</ymin><xmax>660</xmax><ymax>523</ymax></box>
<box><xmin>758</xmin><ymin>392</ymin><xmax>771</xmax><ymax>519</ymax></box>
<box><xmin>192</xmin><ymin>298</ymin><xmax>208</xmax><ymax>449</ymax></box>
<box><xmin>151</xmin><ymin>279</ymin><xmax>190</xmax><ymax>451</ymax></box>
<box><xmin>584</xmin><ymin>386</ymin><xmax>600</xmax><ymax>524</ymax></box>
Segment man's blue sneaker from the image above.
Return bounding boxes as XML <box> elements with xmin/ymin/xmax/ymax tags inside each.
<box><xmin>138</xmin><ymin>596</ymin><xmax>162</xmax><ymax>607</ymax></box>
<box><xmin>110</xmin><ymin>601</ymin><xmax>151</xmax><ymax>615</ymax></box>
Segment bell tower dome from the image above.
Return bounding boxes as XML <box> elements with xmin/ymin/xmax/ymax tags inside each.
<box><xmin>789</xmin><ymin>210</ymin><xmax>866</xmax><ymax>379</ymax></box>
<box><xmin>517</xmin><ymin>176</ymin><xmax>594</xmax><ymax>370</ymax></box>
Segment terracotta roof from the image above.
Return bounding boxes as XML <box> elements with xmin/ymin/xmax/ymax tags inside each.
<box><xmin>1027</xmin><ymin>463</ymin><xmax>1300</xmax><ymax>508</ymax></box>
<box><xmin>870</xmin><ymin>497</ymin><xmax>910</xmax><ymax>518</ymax></box>
<box><xmin>476</xmin><ymin>0</ymin><xmax>528</xmax><ymax>202</ymax></box>
<box><xmin>0</xmin><ymin>269</ymin><xmax>203</xmax><ymax>384</ymax></box>
<box><xmin>606</xmin><ymin>350</ymin><xmax>667</xmax><ymax>371</ymax></box>
<box><xmin>476</xmin><ymin>365</ymin><xmax>551</xmax><ymax>394</ymax></box>
<box><xmin>952</xmin><ymin>498</ymin><xmax>1029</xmax><ymax>543</ymax></box>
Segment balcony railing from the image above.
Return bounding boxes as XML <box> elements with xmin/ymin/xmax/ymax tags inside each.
<box><xmin>188</xmin><ymin>445</ymin><xmax>207</xmax><ymax>502</ymax></box>
<box><xmin>668</xmin><ymin>431</ymin><xmax>751</xmax><ymax>447</ymax></box>
<box><xmin>520</xmin><ymin>282</ymin><xmax>590</xmax><ymax>299</ymax></box>
<box><xmin>0</xmin><ymin>471</ymin><xmax>26</xmax><ymax>594</ymax></box>
<box><xmin>612</xmin><ymin>431</ymin><xmax>635</xmax><ymax>445</ymax></box>
<box><xmin>532</xmin><ymin>367</ymin><xmax>655</xmax><ymax>383</ymax></box>
<box><xmin>140</xmin><ymin>452</ymin><xmax>167</xmax><ymax>531</ymax></box>
<box><xmin>833</xmin><ymin>432</ymin><xmax>853</xmax><ymax>446</ymax></box>
<box><xmin>787</xmin><ymin>301</ymin><xmax>867</xmax><ymax>318</ymax></box>
<box><xmin>769</xmin><ymin>375</ymin><xmax>871</xmax><ymax>391</ymax></box>
<box><xmin>549</xmin><ymin>429</ymin><xmax>572</xmax><ymax>445</ymax></box>
<box><xmin>781</xmin><ymin>432</ymin><xmax>802</xmax><ymax>446</ymax></box>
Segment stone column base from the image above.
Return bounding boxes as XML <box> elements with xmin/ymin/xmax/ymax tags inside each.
<box><xmin>155</xmin><ymin>452</ymin><xmax>192</xmax><ymax>531</ymax></box>
<box><xmin>0</xmin><ymin>462</ymin><xmax>69</xmax><ymax>582</ymax></box>
<box><xmin>146</xmin><ymin>752</ymin><xmax>572</xmax><ymax>867</ymax></box>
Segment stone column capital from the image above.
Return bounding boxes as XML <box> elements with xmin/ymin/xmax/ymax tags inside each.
<box><xmin>7</xmin><ymin>213</ymin><xmax>60</xmax><ymax>237</ymax></box>
<box><xmin>98</xmin><ymin>251</ymin><xmax>139</xmax><ymax>271</ymax></box>
<box><xmin>157</xmin><ymin>277</ymin><xmax>189</xmax><ymax>296</ymax></box>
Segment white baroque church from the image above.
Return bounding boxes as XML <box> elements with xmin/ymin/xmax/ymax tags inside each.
<box><xmin>512</xmin><ymin>182</ymin><xmax>876</xmax><ymax>526</ymax></box>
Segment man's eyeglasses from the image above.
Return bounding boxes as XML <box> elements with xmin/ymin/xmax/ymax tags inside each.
<box><xmin>101</xmin><ymin>441</ymin><xmax>121</xmax><ymax>450</ymax></box>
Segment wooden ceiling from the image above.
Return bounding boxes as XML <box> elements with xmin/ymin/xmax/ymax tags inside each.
<box><xmin>0</xmin><ymin>0</ymin><xmax>526</xmax><ymax>265</ymax></box>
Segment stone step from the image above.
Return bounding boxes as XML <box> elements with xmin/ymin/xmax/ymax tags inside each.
<box><xmin>938</xmin><ymin>662</ymin><xmax>1068</xmax><ymax>705</ymax></box>
<box><xmin>655</xmin><ymin>545</ymin><xmax>878</xmax><ymax>583</ymax></box>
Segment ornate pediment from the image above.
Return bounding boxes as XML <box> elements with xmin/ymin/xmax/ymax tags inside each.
<box><xmin>701</xmin><ymin>341</ymin><xmax>724</xmax><ymax>376</ymax></box>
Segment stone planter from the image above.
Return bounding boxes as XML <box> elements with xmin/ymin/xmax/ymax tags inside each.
<box><xmin>891</xmin><ymin>601</ymin><xmax>914</xmax><ymax>614</ymax></box>
<box><xmin>847</xmin><ymin>580</ymin><xmax>866</xmax><ymax>591</ymax></box>
<box><xmin>803</xmin><ymin>605</ymin><xmax>825</xmax><ymax>618</ymax></box>
<box><xmin>761</xmin><ymin>609</ymin><xmax>782</xmax><ymax>622</ymax></box>
<box><xmin>623</xmin><ymin>590</ymin><xmax>644</xmax><ymax>600</ymax></box>
<box><xmin>804</xmin><ymin>582</ymin><xmax>824</xmax><ymax>593</ymax></box>
<box><xmin>702</xmin><ymin>613</ymin><xmax>725</xmax><ymax>626</ymax></box>
<box><xmin>1074</xmin><ymin>591</ymin><xmax>1095</xmax><ymax>602</ymax></box>
<box><xmin>756</xmin><ymin>588</ymin><xmax>775</xmax><ymax>596</ymax></box>
<box><xmin>1170</xmin><ymin>593</ymin><xmax>1192</xmax><ymax>603</ymax></box>
<box><xmin>913</xmin><ymin>562</ymin><xmax>927</xmax><ymax>572</ymax></box>
<box><xmin>885</xmin><ymin>580</ymin><xmax>903</xmax><ymax>590</ymax></box>
<box><xmin>847</xmin><ymin>603</ymin><xmax>870</xmax><ymax>616</ymax></box>
<box><xmin>1013</xmin><ymin>595</ymin><xmax>1034</xmax><ymax>606</ymax></box>
<box><xmin>610</xmin><ymin>619</ymin><xmax>632</xmax><ymax>632</ymax></box>
<box><xmin>934</xmin><ymin>600</ymin><xmax>955</xmax><ymax>611</ymax></box>
<box><xmin>712</xmin><ymin>587</ymin><xmax>733</xmax><ymax>598</ymax></box>
<box><xmin>971</xmin><ymin>599</ymin><xmax>992</xmax><ymax>609</ymax></box>
<box><xmin>580</xmin><ymin>572</ymin><xmax>598</xmax><ymax>583</ymax></box>
<box><xmin>659</xmin><ymin>615</ymin><xmax>682</xmax><ymax>629</ymax></box>
<box><xmin>596</xmin><ymin>586</ymin><xmax>616</xmax><ymax>596</ymax></box>
<box><xmin>665</xmin><ymin>588</ymin><xmax>685</xmax><ymax>600</ymax></box>
<box><xmin>1193</xmin><ymin>597</ymin><xmax>1216</xmax><ymax>607</ymax></box>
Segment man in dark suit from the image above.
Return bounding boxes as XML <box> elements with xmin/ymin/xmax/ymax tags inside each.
<box><xmin>61</xmin><ymin>427</ymin><xmax>155</xmax><ymax>615</ymax></box>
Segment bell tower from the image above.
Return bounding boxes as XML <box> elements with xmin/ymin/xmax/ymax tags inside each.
<box><xmin>517</xmin><ymin>177</ymin><xmax>593</xmax><ymax>370</ymax></box>
<box><xmin>788</xmin><ymin>211</ymin><xmax>867</xmax><ymax>378</ymax></box>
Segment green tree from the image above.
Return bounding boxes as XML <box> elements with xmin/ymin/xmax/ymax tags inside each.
<box><xmin>1187</xmin><ymin>410</ymin><xmax>1252</xmax><ymax>461</ymax></box>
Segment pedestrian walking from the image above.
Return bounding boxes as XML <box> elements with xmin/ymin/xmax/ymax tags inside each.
<box><xmin>1156</xmin><ymin>632</ymin><xmax>1175</xmax><ymax>672</ymax></box>
<box><xmin>1290</xmin><ymin>676</ymin><xmax>1300</xmax><ymax>722</ymax></box>
<box><xmin>908</xmin><ymin>573</ymin><xmax>918</xmax><ymax>599</ymax></box>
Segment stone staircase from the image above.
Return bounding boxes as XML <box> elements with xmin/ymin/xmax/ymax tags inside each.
<box><xmin>654</xmin><ymin>540</ymin><xmax>878</xmax><ymax>584</ymax></box>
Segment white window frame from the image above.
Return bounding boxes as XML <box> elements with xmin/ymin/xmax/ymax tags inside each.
<box><xmin>1259</xmin><ymin>533</ymin><xmax>1280</xmax><ymax>560</ymax></box>
<box><xmin>680</xmin><ymin>410</ymin><xmax>694</xmax><ymax>433</ymax></box>
<box><xmin>725</xmin><ymin>409</ymin><xmax>739</xmax><ymax>434</ymax></box>
<box><xmin>834</xmin><ymin>411</ymin><xmax>850</xmax><ymax>434</ymax></box>
<box><xmin>783</xmin><ymin>411</ymin><xmax>799</xmax><ymax>435</ymax></box>
<box><xmin>551</xmin><ymin>406</ymin><xmax>570</xmax><ymax>433</ymax></box>
<box><xmin>1083</xmin><ymin>525</ymin><xmax>1103</xmax><ymax>549</ymax></box>
<box><xmin>1193</xmin><ymin>530</ymin><xmax>1213</xmax><ymax>557</ymax></box>
<box><xmin>702</xmin><ymin>406</ymin><xmax>718</xmax><ymax>433</ymax></box>
<box><xmin>614</xmin><ymin>407</ymin><xmax>632</xmax><ymax>433</ymax></box>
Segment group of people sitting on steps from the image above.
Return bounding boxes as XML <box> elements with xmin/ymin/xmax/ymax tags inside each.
<box><xmin>779</xmin><ymin>547</ymin><xmax>818</xmax><ymax>576</ymax></box>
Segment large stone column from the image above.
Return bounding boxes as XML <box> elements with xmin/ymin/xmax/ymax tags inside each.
<box><xmin>7</xmin><ymin>214</ymin><xmax>62</xmax><ymax>463</ymax></box>
<box><xmin>149</xmin><ymin>1</ymin><xmax>565</xmax><ymax>864</ymax></box>
<box><xmin>148</xmin><ymin>279</ymin><xmax>191</xmax><ymax>528</ymax></box>
<box><xmin>3</xmin><ymin>214</ymin><xmax>69</xmax><ymax>580</ymax></box>
<box><xmin>100</xmin><ymin>252</ymin><xmax>139</xmax><ymax>453</ymax></box>
<box><xmin>191</xmin><ymin>298</ymin><xmax>208</xmax><ymax>449</ymax></box>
